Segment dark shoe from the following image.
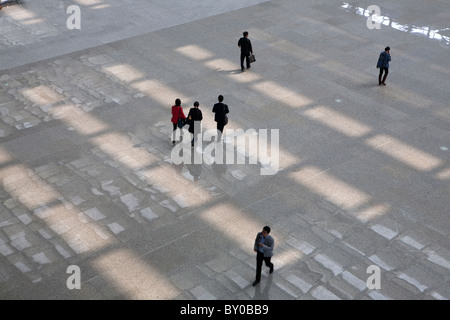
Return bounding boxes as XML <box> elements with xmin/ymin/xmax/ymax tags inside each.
<box><xmin>252</xmin><ymin>280</ymin><xmax>260</xmax><ymax>287</ymax></box>
<box><xmin>172</xmin><ymin>141</ymin><xmax>175</xmax><ymax>145</ymax></box>
<box><xmin>382</xmin><ymin>82</ymin><xmax>386</xmax><ymax>86</ymax></box>
<box><xmin>241</xmin><ymin>68</ymin><xmax>245</xmax><ymax>72</ymax></box>
<box><xmin>270</xmin><ymin>266</ymin><xmax>274</xmax><ymax>274</ymax></box>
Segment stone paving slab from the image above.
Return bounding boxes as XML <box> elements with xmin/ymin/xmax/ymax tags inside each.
<box><xmin>0</xmin><ymin>0</ymin><xmax>449</xmax><ymax>300</ymax></box>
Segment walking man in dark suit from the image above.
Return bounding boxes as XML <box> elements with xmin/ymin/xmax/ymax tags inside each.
<box><xmin>212</xmin><ymin>95</ymin><xmax>229</xmax><ymax>142</ymax></box>
<box><xmin>238</xmin><ymin>31</ymin><xmax>253</xmax><ymax>72</ymax></box>
<box><xmin>253</xmin><ymin>226</ymin><xmax>274</xmax><ymax>286</ymax></box>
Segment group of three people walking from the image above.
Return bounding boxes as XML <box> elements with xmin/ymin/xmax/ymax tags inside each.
<box><xmin>171</xmin><ymin>95</ymin><xmax>229</xmax><ymax>146</ymax></box>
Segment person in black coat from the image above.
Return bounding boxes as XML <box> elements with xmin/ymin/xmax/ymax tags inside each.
<box><xmin>187</xmin><ymin>101</ymin><xmax>203</xmax><ymax>147</ymax></box>
<box><xmin>212</xmin><ymin>95</ymin><xmax>229</xmax><ymax>141</ymax></box>
<box><xmin>238</xmin><ymin>31</ymin><xmax>253</xmax><ymax>72</ymax></box>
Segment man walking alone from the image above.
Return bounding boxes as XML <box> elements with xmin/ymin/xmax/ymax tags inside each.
<box><xmin>238</xmin><ymin>31</ymin><xmax>253</xmax><ymax>72</ymax></box>
<box><xmin>377</xmin><ymin>46</ymin><xmax>391</xmax><ymax>85</ymax></box>
<box><xmin>253</xmin><ymin>226</ymin><xmax>274</xmax><ymax>286</ymax></box>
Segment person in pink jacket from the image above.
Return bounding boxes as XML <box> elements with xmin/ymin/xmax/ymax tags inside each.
<box><xmin>171</xmin><ymin>98</ymin><xmax>186</xmax><ymax>145</ymax></box>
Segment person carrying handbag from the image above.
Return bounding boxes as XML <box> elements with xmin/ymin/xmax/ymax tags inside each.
<box><xmin>171</xmin><ymin>98</ymin><xmax>186</xmax><ymax>145</ymax></box>
<box><xmin>238</xmin><ymin>31</ymin><xmax>253</xmax><ymax>72</ymax></box>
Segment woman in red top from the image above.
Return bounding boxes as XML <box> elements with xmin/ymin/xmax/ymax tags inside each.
<box><xmin>171</xmin><ymin>98</ymin><xmax>186</xmax><ymax>144</ymax></box>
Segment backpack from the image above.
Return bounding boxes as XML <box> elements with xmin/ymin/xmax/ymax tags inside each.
<box><xmin>376</xmin><ymin>53</ymin><xmax>385</xmax><ymax>69</ymax></box>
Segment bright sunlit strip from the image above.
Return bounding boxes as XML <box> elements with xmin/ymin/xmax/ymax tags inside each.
<box><xmin>252</xmin><ymin>81</ymin><xmax>313</xmax><ymax>109</ymax></box>
<box><xmin>175</xmin><ymin>45</ymin><xmax>215</xmax><ymax>61</ymax></box>
<box><xmin>290</xmin><ymin>166</ymin><xmax>370</xmax><ymax>210</ymax></box>
<box><xmin>50</xmin><ymin>104</ymin><xmax>109</xmax><ymax>135</ymax></box>
<box><xmin>205</xmin><ymin>58</ymin><xmax>238</xmax><ymax>71</ymax></box>
<box><xmin>91</xmin><ymin>248</ymin><xmax>180</xmax><ymax>299</ymax></box>
<box><xmin>436</xmin><ymin>168</ymin><xmax>450</xmax><ymax>180</ymax></box>
<box><xmin>354</xmin><ymin>204</ymin><xmax>390</xmax><ymax>223</ymax></box>
<box><xmin>304</xmin><ymin>106</ymin><xmax>372</xmax><ymax>137</ymax></box>
<box><xmin>103</xmin><ymin>64</ymin><xmax>145</xmax><ymax>83</ymax></box>
<box><xmin>0</xmin><ymin>164</ymin><xmax>58</xmax><ymax>208</ymax></box>
<box><xmin>204</xmin><ymin>58</ymin><xmax>262</xmax><ymax>83</ymax></box>
<box><xmin>91</xmin><ymin>132</ymin><xmax>157</xmax><ymax>170</ymax></box>
<box><xmin>366</xmin><ymin>135</ymin><xmax>443</xmax><ymax>171</ymax></box>
<box><xmin>0</xmin><ymin>163</ymin><xmax>115</xmax><ymax>255</ymax></box>
<box><xmin>0</xmin><ymin>148</ymin><xmax>14</xmax><ymax>165</ymax></box>
<box><xmin>200</xmin><ymin>203</ymin><xmax>262</xmax><ymax>251</ymax></box>
<box><xmin>21</xmin><ymin>85</ymin><xmax>63</xmax><ymax>106</ymax></box>
<box><xmin>4</xmin><ymin>6</ymin><xmax>36</xmax><ymax>20</ymax></box>
<box><xmin>73</xmin><ymin>0</ymin><xmax>104</xmax><ymax>5</ymax></box>
<box><xmin>131</xmin><ymin>79</ymin><xmax>187</xmax><ymax>106</ymax></box>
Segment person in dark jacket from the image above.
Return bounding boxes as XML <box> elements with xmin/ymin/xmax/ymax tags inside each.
<box><xmin>212</xmin><ymin>95</ymin><xmax>229</xmax><ymax>141</ymax></box>
<box><xmin>238</xmin><ymin>31</ymin><xmax>253</xmax><ymax>72</ymax></box>
<box><xmin>253</xmin><ymin>226</ymin><xmax>274</xmax><ymax>286</ymax></box>
<box><xmin>171</xmin><ymin>98</ymin><xmax>186</xmax><ymax>145</ymax></box>
<box><xmin>377</xmin><ymin>46</ymin><xmax>391</xmax><ymax>86</ymax></box>
<box><xmin>187</xmin><ymin>101</ymin><xmax>203</xmax><ymax>147</ymax></box>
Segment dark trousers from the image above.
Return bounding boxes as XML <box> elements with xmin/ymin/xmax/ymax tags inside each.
<box><xmin>379</xmin><ymin>67</ymin><xmax>389</xmax><ymax>84</ymax></box>
<box><xmin>190</xmin><ymin>131</ymin><xmax>200</xmax><ymax>146</ymax></box>
<box><xmin>172</xmin><ymin>123</ymin><xmax>183</xmax><ymax>142</ymax></box>
<box><xmin>255</xmin><ymin>251</ymin><xmax>273</xmax><ymax>282</ymax></box>
<box><xmin>241</xmin><ymin>53</ymin><xmax>250</xmax><ymax>70</ymax></box>
<box><xmin>216</xmin><ymin>121</ymin><xmax>225</xmax><ymax>140</ymax></box>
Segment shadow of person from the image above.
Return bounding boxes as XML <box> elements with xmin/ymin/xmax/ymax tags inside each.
<box><xmin>185</xmin><ymin>161</ymin><xmax>203</xmax><ymax>181</ymax></box>
<box><xmin>252</xmin><ymin>273</ymin><xmax>273</xmax><ymax>300</ymax></box>
<box><xmin>211</xmin><ymin>162</ymin><xmax>227</xmax><ymax>177</ymax></box>
<box><xmin>215</xmin><ymin>68</ymin><xmax>245</xmax><ymax>76</ymax></box>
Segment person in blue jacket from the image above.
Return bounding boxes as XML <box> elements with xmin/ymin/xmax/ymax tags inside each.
<box><xmin>377</xmin><ymin>46</ymin><xmax>391</xmax><ymax>85</ymax></box>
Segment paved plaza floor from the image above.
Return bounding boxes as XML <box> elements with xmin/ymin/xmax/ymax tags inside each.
<box><xmin>0</xmin><ymin>0</ymin><xmax>449</xmax><ymax>300</ymax></box>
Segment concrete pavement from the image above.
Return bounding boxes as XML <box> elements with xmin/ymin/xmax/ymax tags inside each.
<box><xmin>0</xmin><ymin>0</ymin><xmax>449</xmax><ymax>300</ymax></box>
